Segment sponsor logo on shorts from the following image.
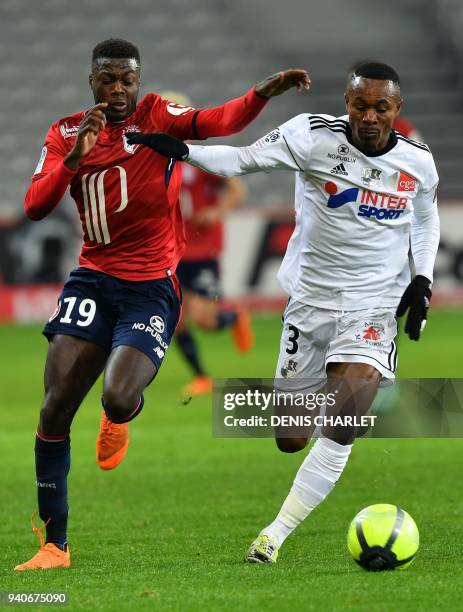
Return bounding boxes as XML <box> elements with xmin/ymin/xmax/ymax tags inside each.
<box><xmin>363</xmin><ymin>326</ymin><xmax>382</xmax><ymax>341</ymax></box>
<box><xmin>281</xmin><ymin>358</ymin><xmax>298</xmax><ymax>378</ymax></box>
<box><xmin>36</xmin><ymin>481</ymin><xmax>56</xmax><ymax>488</ymax></box>
<box><xmin>48</xmin><ymin>301</ymin><xmax>61</xmax><ymax>322</ymax></box>
<box><xmin>132</xmin><ymin>322</ymin><xmax>168</xmax><ymax>350</ymax></box>
<box><xmin>355</xmin><ymin>322</ymin><xmax>385</xmax><ymax>346</ymax></box>
<box><xmin>149</xmin><ymin>315</ymin><xmax>165</xmax><ymax>333</ymax></box>
<box><xmin>154</xmin><ymin>346</ymin><xmax>165</xmax><ymax>359</ymax></box>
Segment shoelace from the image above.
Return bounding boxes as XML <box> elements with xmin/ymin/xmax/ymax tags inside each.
<box><xmin>258</xmin><ymin>538</ymin><xmax>275</xmax><ymax>555</ymax></box>
<box><xmin>30</xmin><ymin>511</ymin><xmax>50</xmax><ymax>548</ymax></box>
<box><xmin>102</xmin><ymin>414</ymin><xmax>122</xmax><ymax>434</ymax></box>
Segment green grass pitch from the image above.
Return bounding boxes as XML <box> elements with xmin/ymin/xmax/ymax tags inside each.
<box><xmin>1</xmin><ymin>309</ymin><xmax>463</xmax><ymax>610</ymax></box>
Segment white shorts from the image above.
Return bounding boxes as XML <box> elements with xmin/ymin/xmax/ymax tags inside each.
<box><xmin>275</xmin><ymin>300</ymin><xmax>398</xmax><ymax>392</ymax></box>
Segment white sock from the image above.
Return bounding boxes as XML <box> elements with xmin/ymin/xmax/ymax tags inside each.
<box><xmin>261</xmin><ymin>437</ymin><xmax>352</xmax><ymax>547</ymax></box>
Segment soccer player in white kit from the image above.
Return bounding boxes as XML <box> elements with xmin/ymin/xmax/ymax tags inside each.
<box><xmin>125</xmin><ymin>62</ymin><xmax>440</xmax><ymax>563</ymax></box>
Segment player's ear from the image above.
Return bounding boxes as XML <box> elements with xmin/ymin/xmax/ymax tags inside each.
<box><xmin>89</xmin><ymin>74</ymin><xmax>93</xmax><ymax>89</ymax></box>
<box><xmin>396</xmin><ymin>97</ymin><xmax>403</xmax><ymax>116</ymax></box>
<box><xmin>344</xmin><ymin>91</ymin><xmax>349</xmax><ymax>109</ymax></box>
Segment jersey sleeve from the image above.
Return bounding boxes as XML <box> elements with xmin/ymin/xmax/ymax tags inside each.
<box><xmin>152</xmin><ymin>88</ymin><xmax>268</xmax><ymax>141</ymax></box>
<box><xmin>185</xmin><ymin>114</ymin><xmax>312</xmax><ymax>176</ymax></box>
<box><xmin>24</xmin><ymin>123</ymin><xmax>76</xmax><ymax>220</ymax></box>
<box><xmin>31</xmin><ymin>123</ymin><xmax>69</xmax><ymax>181</ymax></box>
<box><xmin>410</xmin><ymin>155</ymin><xmax>440</xmax><ymax>282</ymax></box>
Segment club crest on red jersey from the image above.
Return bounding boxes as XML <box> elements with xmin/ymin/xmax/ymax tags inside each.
<box><xmin>122</xmin><ymin>125</ymin><xmax>141</xmax><ymax>154</ymax></box>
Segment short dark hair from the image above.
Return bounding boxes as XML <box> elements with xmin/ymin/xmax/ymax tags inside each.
<box><xmin>350</xmin><ymin>61</ymin><xmax>400</xmax><ymax>86</ymax></box>
<box><xmin>92</xmin><ymin>38</ymin><xmax>140</xmax><ymax>65</ymax></box>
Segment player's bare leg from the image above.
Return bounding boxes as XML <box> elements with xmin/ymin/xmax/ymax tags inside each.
<box><xmin>176</xmin><ymin>297</ymin><xmax>213</xmax><ymax>397</ymax></box>
<box><xmin>96</xmin><ymin>346</ymin><xmax>156</xmax><ymax>470</ymax></box>
<box><xmin>178</xmin><ymin>291</ymin><xmax>254</xmax><ymax>397</ymax></box>
<box><xmin>15</xmin><ymin>335</ymin><xmax>108</xmax><ymax>570</ymax></box>
<box><xmin>246</xmin><ymin>362</ymin><xmax>380</xmax><ymax>563</ymax></box>
<box><xmin>185</xmin><ymin>293</ymin><xmax>254</xmax><ymax>354</ymax></box>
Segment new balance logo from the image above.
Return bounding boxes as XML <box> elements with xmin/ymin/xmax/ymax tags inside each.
<box><xmin>330</xmin><ymin>163</ymin><xmax>348</xmax><ymax>176</ymax></box>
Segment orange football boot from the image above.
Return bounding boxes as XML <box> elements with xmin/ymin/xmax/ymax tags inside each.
<box><xmin>14</xmin><ymin>513</ymin><xmax>70</xmax><ymax>571</ymax></box>
<box><xmin>96</xmin><ymin>411</ymin><xmax>129</xmax><ymax>470</ymax></box>
<box><xmin>183</xmin><ymin>375</ymin><xmax>213</xmax><ymax>397</ymax></box>
<box><xmin>232</xmin><ymin>308</ymin><xmax>254</xmax><ymax>353</ymax></box>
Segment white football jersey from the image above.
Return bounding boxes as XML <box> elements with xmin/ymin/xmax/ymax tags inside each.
<box><xmin>187</xmin><ymin>114</ymin><xmax>440</xmax><ymax>310</ymax></box>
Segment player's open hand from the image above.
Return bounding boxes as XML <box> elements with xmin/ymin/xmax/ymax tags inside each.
<box><xmin>396</xmin><ymin>275</ymin><xmax>432</xmax><ymax>341</ymax></box>
<box><xmin>255</xmin><ymin>70</ymin><xmax>310</xmax><ymax>98</ymax></box>
<box><xmin>64</xmin><ymin>103</ymin><xmax>108</xmax><ymax>170</ymax></box>
<box><xmin>125</xmin><ymin>132</ymin><xmax>189</xmax><ymax>160</ymax></box>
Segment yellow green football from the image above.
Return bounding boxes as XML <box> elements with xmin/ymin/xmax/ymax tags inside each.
<box><xmin>347</xmin><ymin>504</ymin><xmax>419</xmax><ymax>571</ymax></box>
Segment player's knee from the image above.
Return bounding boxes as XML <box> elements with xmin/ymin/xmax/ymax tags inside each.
<box><xmin>192</xmin><ymin>310</ymin><xmax>216</xmax><ymax>330</ymax></box>
<box><xmin>102</xmin><ymin>386</ymin><xmax>140</xmax><ymax>424</ymax></box>
<box><xmin>276</xmin><ymin>437</ymin><xmax>307</xmax><ymax>453</ymax></box>
<box><xmin>39</xmin><ymin>391</ymin><xmax>75</xmax><ymax>432</ymax></box>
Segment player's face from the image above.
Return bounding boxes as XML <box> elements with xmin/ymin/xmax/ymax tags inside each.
<box><xmin>345</xmin><ymin>78</ymin><xmax>402</xmax><ymax>153</ymax></box>
<box><xmin>90</xmin><ymin>58</ymin><xmax>140</xmax><ymax>123</ymax></box>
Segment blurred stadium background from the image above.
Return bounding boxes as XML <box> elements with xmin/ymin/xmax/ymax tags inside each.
<box><xmin>0</xmin><ymin>0</ymin><xmax>462</xmax><ymax>318</ymax></box>
<box><xmin>1</xmin><ymin>2</ymin><xmax>463</xmax><ymax>608</ymax></box>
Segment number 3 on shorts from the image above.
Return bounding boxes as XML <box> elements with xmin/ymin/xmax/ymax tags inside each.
<box><xmin>286</xmin><ymin>324</ymin><xmax>299</xmax><ymax>355</ymax></box>
<box><xmin>59</xmin><ymin>297</ymin><xmax>97</xmax><ymax>327</ymax></box>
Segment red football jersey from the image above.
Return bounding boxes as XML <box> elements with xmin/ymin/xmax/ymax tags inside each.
<box><xmin>181</xmin><ymin>165</ymin><xmax>225</xmax><ymax>261</ymax></box>
<box><xmin>25</xmin><ymin>89</ymin><xmax>267</xmax><ymax>280</ymax></box>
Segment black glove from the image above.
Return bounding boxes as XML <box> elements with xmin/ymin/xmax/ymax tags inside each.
<box><xmin>396</xmin><ymin>275</ymin><xmax>432</xmax><ymax>341</ymax></box>
<box><xmin>125</xmin><ymin>132</ymin><xmax>189</xmax><ymax>161</ymax></box>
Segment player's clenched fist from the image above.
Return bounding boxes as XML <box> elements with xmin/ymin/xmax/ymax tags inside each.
<box><xmin>255</xmin><ymin>69</ymin><xmax>311</xmax><ymax>98</ymax></box>
<box><xmin>64</xmin><ymin>103</ymin><xmax>108</xmax><ymax>170</ymax></box>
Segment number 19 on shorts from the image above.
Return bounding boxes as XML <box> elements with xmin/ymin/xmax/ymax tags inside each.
<box><xmin>59</xmin><ymin>297</ymin><xmax>96</xmax><ymax>327</ymax></box>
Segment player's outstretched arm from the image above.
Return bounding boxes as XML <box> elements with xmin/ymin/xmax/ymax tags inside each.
<box><xmin>24</xmin><ymin>104</ymin><xmax>108</xmax><ymax>221</ymax></box>
<box><xmin>187</xmin><ymin>69</ymin><xmax>310</xmax><ymax>140</ymax></box>
<box><xmin>126</xmin><ymin>133</ymin><xmax>189</xmax><ymax>160</ymax></box>
<box><xmin>255</xmin><ymin>70</ymin><xmax>310</xmax><ymax>97</ymax></box>
<box><xmin>126</xmin><ymin>118</ymin><xmax>305</xmax><ymax>177</ymax></box>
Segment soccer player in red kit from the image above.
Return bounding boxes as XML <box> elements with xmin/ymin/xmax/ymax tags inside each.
<box><xmin>15</xmin><ymin>38</ymin><xmax>310</xmax><ymax>570</ymax></box>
